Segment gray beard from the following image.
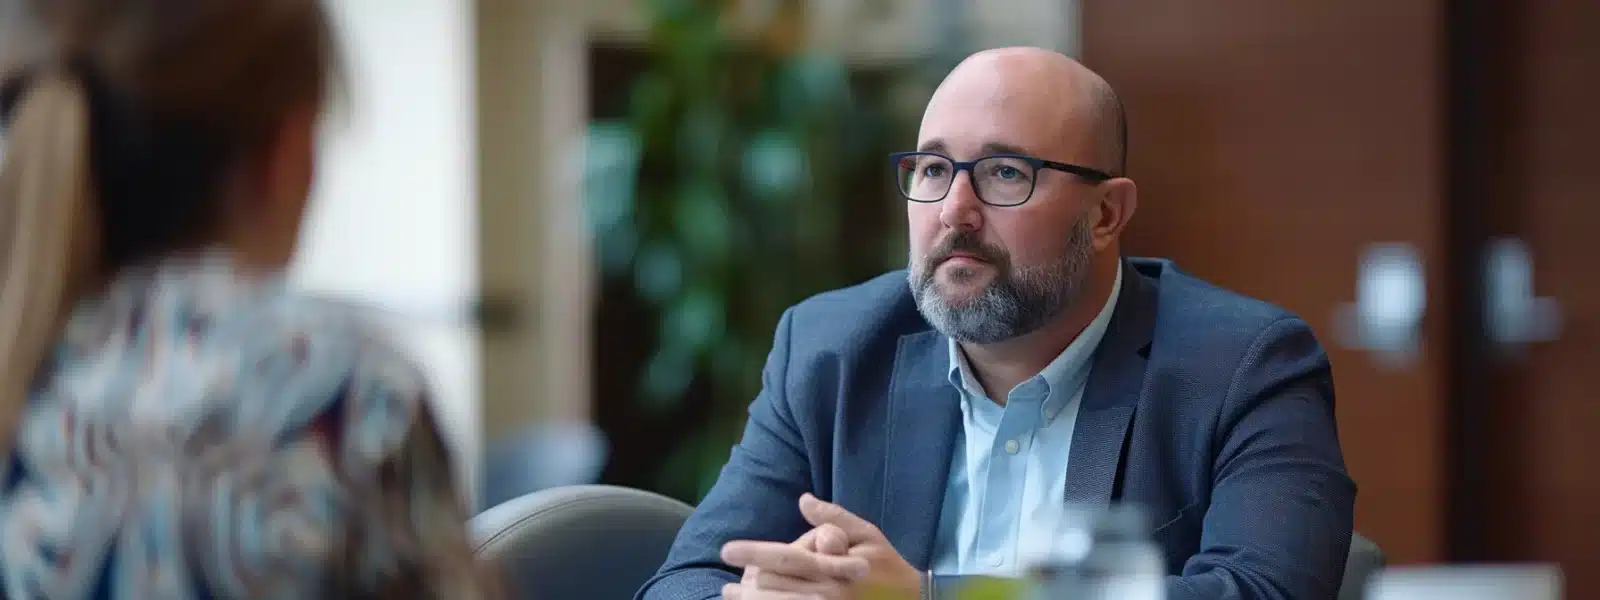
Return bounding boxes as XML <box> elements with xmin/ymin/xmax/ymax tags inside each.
<box><xmin>909</xmin><ymin>217</ymin><xmax>1095</xmax><ymax>344</ymax></box>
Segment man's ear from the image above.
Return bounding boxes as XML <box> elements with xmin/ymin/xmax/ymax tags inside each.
<box><xmin>1090</xmin><ymin>177</ymin><xmax>1138</xmax><ymax>252</ymax></box>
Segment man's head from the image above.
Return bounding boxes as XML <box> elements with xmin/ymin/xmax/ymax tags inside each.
<box><xmin>904</xmin><ymin>47</ymin><xmax>1137</xmax><ymax>344</ymax></box>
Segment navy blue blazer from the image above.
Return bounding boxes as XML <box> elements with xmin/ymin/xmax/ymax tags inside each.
<box><xmin>638</xmin><ymin>258</ymin><xmax>1356</xmax><ymax>600</ymax></box>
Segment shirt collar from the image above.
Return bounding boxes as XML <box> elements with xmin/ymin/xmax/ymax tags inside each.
<box><xmin>947</xmin><ymin>261</ymin><xmax>1124</xmax><ymax>421</ymax></box>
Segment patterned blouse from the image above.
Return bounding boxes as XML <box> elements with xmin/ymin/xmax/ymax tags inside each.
<box><xmin>0</xmin><ymin>255</ymin><xmax>487</xmax><ymax>599</ymax></box>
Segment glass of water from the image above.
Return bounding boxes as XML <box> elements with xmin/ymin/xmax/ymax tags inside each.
<box><xmin>1023</xmin><ymin>503</ymin><xmax>1165</xmax><ymax>600</ymax></box>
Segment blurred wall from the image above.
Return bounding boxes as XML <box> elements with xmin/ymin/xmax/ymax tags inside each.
<box><xmin>477</xmin><ymin>0</ymin><xmax>594</xmax><ymax>438</ymax></box>
<box><xmin>292</xmin><ymin>0</ymin><xmax>482</xmax><ymax>497</ymax></box>
<box><xmin>584</xmin><ymin>0</ymin><xmax>1081</xmax><ymax>61</ymax></box>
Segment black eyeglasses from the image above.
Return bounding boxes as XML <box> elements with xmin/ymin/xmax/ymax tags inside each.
<box><xmin>890</xmin><ymin>152</ymin><xmax>1114</xmax><ymax>207</ymax></box>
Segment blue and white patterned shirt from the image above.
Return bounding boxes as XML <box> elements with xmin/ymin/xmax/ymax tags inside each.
<box><xmin>0</xmin><ymin>254</ymin><xmax>486</xmax><ymax>600</ymax></box>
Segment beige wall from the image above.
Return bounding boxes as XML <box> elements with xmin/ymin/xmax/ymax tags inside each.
<box><xmin>477</xmin><ymin>0</ymin><xmax>594</xmax><ymax>439</ymax></box>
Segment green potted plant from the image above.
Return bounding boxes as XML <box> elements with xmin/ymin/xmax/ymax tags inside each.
<box><xmin>584</xmin><ymin>0</ymin><xmax>903</xmax><ymax>501</ymax></box>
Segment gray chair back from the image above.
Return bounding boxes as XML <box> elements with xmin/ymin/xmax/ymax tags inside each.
<box><xmin>1341</xmin><ymin>532</ymin><xmax>1386</xmax><ymax>600</ymax></box>
<box><xmin>472</xmin><ymin>484</ymin><xmax>692</xmax><ymax>600</ymax></box>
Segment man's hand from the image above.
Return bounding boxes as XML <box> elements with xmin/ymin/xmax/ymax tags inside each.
<box><xmin>720</xmin><ymin>494</ymin><xmax>922</xmax><ymax>600</ymax></box>
<box><xmin>720</xmin><ymin>533</ymin><xmax>866</xmax><ymax>599</ymax></box>
<box><xmin>731</xmin><ymin>522</ymin><xmax>857</xmax><ymax>598</ymax></box>
<box><xmin>798</xmin><ymin>493</ymin><xmax>923</xmax><ymax>599</ymax></box>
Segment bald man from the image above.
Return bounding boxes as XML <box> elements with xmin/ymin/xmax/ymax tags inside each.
<box><xmin>637</xmin><ymin>48</ymin><xmax>1354</xmax><ymax>600</ymax></box>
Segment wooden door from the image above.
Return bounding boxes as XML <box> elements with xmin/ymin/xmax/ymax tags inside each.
<box><xmin>1472</xmin><ymin>0</ymin><xmax>1600</xmax><ymax>596</ymax></box>
<box><xmin>1084</xmin><ymin>2</ymin><xmax>1450</xmax><ymax>564</ymax></box>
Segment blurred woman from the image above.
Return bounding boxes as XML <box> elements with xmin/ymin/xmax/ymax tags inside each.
<box><xmin>0</xmin><ymin>0</ymin><xmax>488</xmax><ymax>598</ymax></box>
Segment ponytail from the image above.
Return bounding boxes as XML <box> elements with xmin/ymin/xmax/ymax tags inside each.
<box><xmin>0</xmin><ymin>69</ymin><xmax>100</xmax><ymax>465</ymax></box>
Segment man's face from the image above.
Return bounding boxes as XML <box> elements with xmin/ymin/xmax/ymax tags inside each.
<box><xmin>906</xmin><ymin>61</ymin><xmax>1103</xmax><ymax>344</ymax></box>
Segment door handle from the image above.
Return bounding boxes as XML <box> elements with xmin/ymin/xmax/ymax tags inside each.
<box><xmin>1335</xmin><ymin>243</ymin><xmax>1427</xmax><ymax>368</ymax></box>
<box><xmin>1483</xmin><ymin>237</ymin><xmax>1560</xmax><ymax>357</ymax></box>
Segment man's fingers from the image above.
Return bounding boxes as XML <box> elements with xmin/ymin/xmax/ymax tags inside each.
<box><xmin>798</xmin><ymin>493</ymin><xmax>880</xmax><ymax>542</ymax></box>
<box><xmin>721</xmin><ymin>583</ymin><xmax>824</xmax><ymax>600</ymax></box>
<box><xmin>722</xmin><ymin>540</ymin><xmax>869</xmax><ymax>581</ymax></box>
<box><xmin>721</xmin><ymin>541</ymin><xmax>808</xmax><ymax>575</ymax></box>
<box><xmin>813</xmin><ymin>524</ymin><xmax>850</xmax><ymax>555</ymax></box>
<box><xmin>794</xmin><ymin>523</ymin><xmax>848</xmax><ymax>555</ymax></box>
<box><xmin>792</xmin><ymin>527</ymin><xmax>820</xmax><ymax>551</ymax></box>
<box><xmin>752</xmin><ymin>569</ymin><xmax>838</xmax><ymax>595</ymax></box>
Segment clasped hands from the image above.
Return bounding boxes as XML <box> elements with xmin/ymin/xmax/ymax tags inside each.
<box><xmin>720</xmin><ymin>493</ymin><xmax>922</xmax><ymax>600</ymax></box>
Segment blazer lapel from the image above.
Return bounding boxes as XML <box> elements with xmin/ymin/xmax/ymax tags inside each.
<box><xmin>879</xmin><ymin>329</ymin><xmax>961</xmax><ymax>570</ymax></box>
<box><xmin>1064</xmin><ymin>261</ymin><xmax>1158</xmax><ymax>506</ymax></box>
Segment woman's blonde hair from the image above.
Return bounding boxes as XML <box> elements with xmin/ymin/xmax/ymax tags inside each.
<box><xmin>0</xmin><ymin>0</ymin><xmax>339</xmax><ymax>465</ymax></box>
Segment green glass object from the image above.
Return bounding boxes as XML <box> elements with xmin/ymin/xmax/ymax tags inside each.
<box><xmin>947</xmin><ymin>577</ymin><xmax>1031</xmax><ymax>600</ymax></box>
<box><xmin>855</xmin><ymin>577</ymin><xmax>1031</xmax><ymax>600</ymax></box>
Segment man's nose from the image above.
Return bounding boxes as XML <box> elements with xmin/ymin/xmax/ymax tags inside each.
<box><xmin>939</xmin><ymin>172</ymin><xmax>984</xmax><ymax>232</ymax></box>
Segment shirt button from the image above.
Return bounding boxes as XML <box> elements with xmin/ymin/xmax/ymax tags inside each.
<box><xmin>1004</xmin><ymin>439</ymin><xmax>1020</xmax><ymax>454</ymax></box>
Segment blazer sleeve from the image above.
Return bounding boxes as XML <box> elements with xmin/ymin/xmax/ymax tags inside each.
<box><xmin>636</xmin><ymin>308</ymin><xmax>816</xmax><ymax>600</ymax></box>
<box><xmin>1166</xmin><ymin>317</ymin><xmax>1358</xmax><ymax>600</ymax></box>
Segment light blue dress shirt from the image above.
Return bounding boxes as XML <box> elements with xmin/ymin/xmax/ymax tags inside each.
<box><xmin>929</xmin><ymin>263</ymin><xmax>1123</xmax><ymax>576</ymax></box>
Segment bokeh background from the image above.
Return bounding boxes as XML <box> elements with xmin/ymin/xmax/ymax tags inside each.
<box><xmin>288</xmin><ymin>0</ymin><xmax>1598</xmax><ymax>596</ymax></box>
